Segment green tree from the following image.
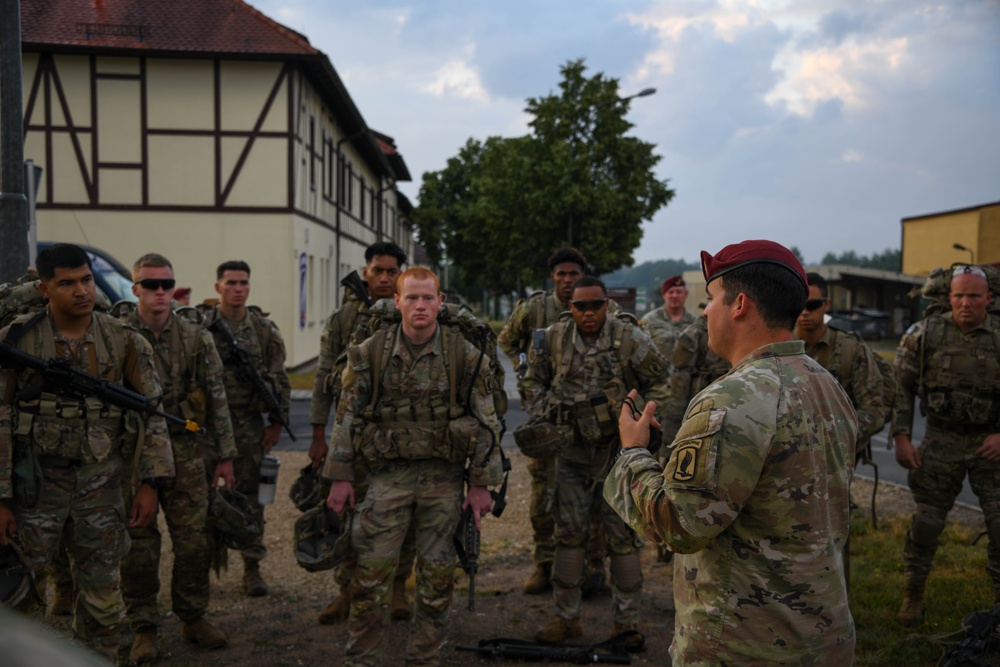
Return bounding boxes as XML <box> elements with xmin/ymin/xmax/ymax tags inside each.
<box><xmin>821</xmin><ymin>248</ymin><xmax>901</xmax><ymax>271</ymax></box>
<box><xmin>414</xmin><ymin>59</ymin><xmax>674</xmax><ymax>296</ymax></box>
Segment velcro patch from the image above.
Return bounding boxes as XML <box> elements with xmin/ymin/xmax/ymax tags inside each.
<box><xmin>665</xmin><ymin>405</ymin><xmax>725</xmax><ymax>490</ymax></box>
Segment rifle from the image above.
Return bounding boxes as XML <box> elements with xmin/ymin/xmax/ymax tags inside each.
<box><xmin>940</xmin><ymin>604</ymin><xmax>1000</xmax><ymax>667</ymax></box>
<box><xmin>0</xmin><ymin>340</ymin><xmax>203</xmax><ymax>434</ymax></box>
<box><xmin>208</xmin><ymin>318</ymin><xmax>295</xmax><ymax>441</ymax></box>
<box><xmin>456</xmin><ymin>634</ymin><xmax>637</xmax><ymax>664</ymax></box>
<box><xmin>453</xmin><ymin>506</ymin><xmax>480</xmax><ymax>612</ymax></box>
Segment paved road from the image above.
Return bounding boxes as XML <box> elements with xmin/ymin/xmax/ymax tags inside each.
<box><xmin>275</xmin><ymin>352</ymin><xmax>979</xmax><ymax>510</ymax></box>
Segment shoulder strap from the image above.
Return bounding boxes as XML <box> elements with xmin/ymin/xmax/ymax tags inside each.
<box><xmin>367</xmin><ymin>328</ymin><xmax>390</xmax><ymax>413</ymax></box>
<box><xmin>3</xmin><ymin>310</ymin><xmax>46</xmax><ymax>346</ymax></box>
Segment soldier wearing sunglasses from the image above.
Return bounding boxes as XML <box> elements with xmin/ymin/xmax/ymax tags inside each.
<box><xmin>524</xmin><ymin>276</ymin><xmax>669</xmax><ymax>649</ymax></box>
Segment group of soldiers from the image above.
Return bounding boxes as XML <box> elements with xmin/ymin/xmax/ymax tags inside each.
<box><xmin>0</xmin><ymin>244</ymin><xmax>290</xmax><ymax>664</ymax></box>
<box><xmin>3</xmin><ymin>236</ymin><xmax>1000</xmax><ymax>666</ymax></box>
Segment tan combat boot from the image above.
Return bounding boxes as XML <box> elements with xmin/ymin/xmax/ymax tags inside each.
<box><xmin>391</xmin><ymin>576</ymin><xmax>412</xmax><ymax>621</ymax></box>
<box><xmin>130</xmin><ymin>628</ymin><xmax>158</xmax><ymax>664</ymax></box>
<box><xmin>613</xmin><ymin>622</ymin><xmax>646</xmax><ymax>653</ymax></box>
<box><xmin>243</xmin><ymin>560</ymin><xmax>268</xmax><ymax>597</ymax></box>
<box><xmin>535</xmin><ymin>617</ymin><xmax>582</xmax><ymax>644</ymax></box>
<box><xmin>896</xmin><ymin>581</ymin><xmax>926</xmax><ymax>627</ymax></box>
<box><xmin>523</xmin><ymin>562</ymin><xmax>553</xmax><ymax>595</ymax></box>
<box><xmin>182</xmin><ymin>616</ymin><xmax>229</xmax><ymax>649</ymax></box>
<box><xmin>318</xmin><ymin>587</ymin><xmax>351</xmax><ymax>625</ymax></box>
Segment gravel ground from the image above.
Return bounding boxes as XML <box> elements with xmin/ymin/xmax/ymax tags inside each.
<box><xmin>39</xmin><ymin>450</ymin><xmax>982</xmax><ymax>666</ymax></box>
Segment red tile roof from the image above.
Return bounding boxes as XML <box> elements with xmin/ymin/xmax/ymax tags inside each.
<box><xmin>21</xmin><ymin>0</ymin><xmax>318</xmax><ymax>55</ymax></box>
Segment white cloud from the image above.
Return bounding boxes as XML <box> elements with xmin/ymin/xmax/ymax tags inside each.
<box><xmin>841</xmin><ymin>149</ymin><xmax>864</xmax><ymax>162</ymax></box>
<box><xmin>421</xmin><ymin>58</ymin><xmax>489</xmax><ymax>102</ymax></box>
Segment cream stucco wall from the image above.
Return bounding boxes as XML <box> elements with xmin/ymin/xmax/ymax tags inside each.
<box><xmin>902</xmin><ymin>212</ymin><xmax>980</xmax><ymax>275</ymax></box>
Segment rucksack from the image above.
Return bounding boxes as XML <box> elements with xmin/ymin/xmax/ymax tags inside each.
<box><xmin>1</xmin><ymin>273</ymin><xmax>112</xmax><ymax>329</ymax></box>
<box><xmin>914</xmin><ymin>264</ymin><xmax>1000</xmax><ymax>317</ymax></box>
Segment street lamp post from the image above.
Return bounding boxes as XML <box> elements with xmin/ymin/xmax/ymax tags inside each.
<box><xmin>566</xmin><ymin>88</ymin><xmax>657</xmax><ymax>247</ymax></box>
<box><xmin>953</xmin><ymin>243</ymin><xmax>975</xmax><ymax>264</ymax></box>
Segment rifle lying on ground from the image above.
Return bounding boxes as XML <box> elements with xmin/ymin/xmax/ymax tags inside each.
<box><xmin>208</xmin><ymin>318</ymin><xmax>295</xmax><ymax>441</ymax></box>
<box><xmin>939</xmin><ymin>603</ymin><xmax>1000</xmax><ymax>667</ymax></box>
<box><xmin>456</xmin><ymin>632</ymin><xmax>639</xmax><ymax>664</ymax></box>
<box><xmin>0</xmin><ymin>339</ymin><xmax>203</xmax><ymax>434</ymax></box>
<box><xmin>454</xmin><ymin>506</ymin><xmax>480</xmax><ymax>612</ymax></box>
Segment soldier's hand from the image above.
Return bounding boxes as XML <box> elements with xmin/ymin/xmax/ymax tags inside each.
<box><xmin>213</xmin><ymin>459</ymin><xmax>236</xmax><ymax>490</ymax></box>
<box><xmin>327</xmin><ymin>480</ymin><xmax>355</xmax><ymax>513</ymax></box>
<box><xmin>462</xmin><ymin>486</ymin><xmax>493</xmax><ymax>530</ymax></box>
<box><xmin>618</xmin><ymin>389</ymin><xmax>661</xmax><ymax>450</ymax></box>
<box><xmin>894</xmin><ymin>434</ymin><xmax>921</xmax><ymax>470</ymax></box>
<box><xmin>309</xmin><ymin>425</ymin><xmax>328</xmax><ymax>469</ymax></box>
<box><xmin>976</xmin><ymin>434</ymin><xmax>1000</xmax><ymax>462</ymax></box>
<box><xmin>262</xmin><ymin>423</ymin><xmax>282</xmax><ymax>453</ymax></box>
<box><xmin>130</xmin><ymin>484</ymin><xmax>159</xmax><ymax>528</ymax></box>
<box><xmin>0</xmin><ymin>501</ymin><xmax>16</xmax><ymax>546</ymax></box>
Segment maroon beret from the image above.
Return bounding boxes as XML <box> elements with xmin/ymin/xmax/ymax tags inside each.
<box><xmin>661</xmin><ymin>275</ymin><xmax>685</xmax><ymax>292</ymax></box>
<box><xmin>173</xmin><ymin>287</ymin><xmax>191</xmax><ymax>299</ymax></box>
<box><xmin>700</xmin><ymin>240</ymin><xmax>807</xmax><ymax>294</ymax></box>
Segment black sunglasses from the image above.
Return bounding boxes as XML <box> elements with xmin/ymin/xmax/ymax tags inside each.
<box><xmin>570</xmin><ymin>298</ymin><xmax>608</xmax><ymax>312</ymax></box>
<box><xmin>804</xmin><ymin>298</ymin><xmax>828</xmax><ymax>311</ymax></box>
<box><xmin>138</xmin><ymin>278</ymin><xmax>176</xmax><ymax>291</ymax></box>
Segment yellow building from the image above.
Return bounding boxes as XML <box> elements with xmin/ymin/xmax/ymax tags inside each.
<box><xmin>20</xmin><ymin>0</ymin><xmax>413</xmax><ymax>366</ymax></box>
<box><xmin>901</xmin><ymin>201</ymin><xmax>1000</xmax><ymax>275</ymax></box>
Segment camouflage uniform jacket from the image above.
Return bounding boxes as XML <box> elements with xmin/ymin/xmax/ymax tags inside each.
<box><xmin>661</xmin><ymin>317</ymin><xmax>730</xmax><ymax>442</ymax></box>
<box><xmin>605</xmin><ymin>341</ymin><xmax>857</xmax><ymax>665</ymax></box>
<box><xmin>639</xmin><ymin>307</ymin><xmax>696</xmax><ymax>363</ymax></box>
<box><xmin>323</xmin><ymin>325</ymin><xmax>502</xmax><ymax>488</ymax></box>
<box><xmin>309</xmin><ymin>275</ymin><xmax>372</xmax><ymax>425</ymax></box>
<box><xmin>124</xmin><ymin>308</ymin><xmax>237</xmax><ymax>461</ymax></box>
<box><xmin>0</xmin><ymin>309</ymin><xmax>175</xmax><ymax>499</ymax></box>
<box><xmin>802</xmin><ymin>325</ymin><xmax>885</xmax><ymax>440</ymax></box>
<box><xmin>892</xmin><ymin>311</ymin><xmax>1000</xmax><ymax>436</ymax></box>
<box><xmin>204</xmin><ymin>307</ymin><xmax>290</xmax><ymax>426</ymax></box>
<box><xmin>498</xmin><ymin>290</ymin><xmax>568</xmax><ymax>364</ymax></box>
<box><xmin>522</xmin><ymin>315</ymin><xmax>670</xmax><ymax>465</ymax></box>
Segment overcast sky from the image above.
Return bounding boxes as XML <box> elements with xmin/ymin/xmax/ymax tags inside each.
<box><xmin>255</xmin><ymin>0</ymin><xmax>1000</xmax><ymax>266</ymax></box>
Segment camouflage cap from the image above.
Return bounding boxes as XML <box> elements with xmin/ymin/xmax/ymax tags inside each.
<box><xmin>293</xmin><ymin>505</ymin><xmax>350</xmax><ymax>572</ymax></box>
<box><xmin>513</xmin><ymin>417</ymin><xmax>573</xmax><ymax>459</ymax></box>
<box><xmin>208</xmin><ymin>488</ymin><xmax>262</xmax><ymax>551</ymax></box>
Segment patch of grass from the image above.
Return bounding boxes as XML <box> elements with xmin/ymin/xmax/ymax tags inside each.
<box><xmin>852</xmin><ymin>514</ymin><xmax>993</xmax><ymax>666</ymax></box>
<box><xmin>288</xmin><ymin>369</ymin><xmax>316</xmax><ymax>391</ymax></box>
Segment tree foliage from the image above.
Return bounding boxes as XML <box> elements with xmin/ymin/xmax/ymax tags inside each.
<box><xmin>414</xmin><ymin>59</ymin><xmax>674</xmax><ymax>296</ymax></box>
<box><xmin>821</xmin><ymin>248</ymin><xmax>902</xmax><ymax>271</ymax></box>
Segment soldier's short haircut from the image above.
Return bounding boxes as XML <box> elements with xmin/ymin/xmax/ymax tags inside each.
<box><xmin>365</xmin><ymin>242</ymin><xmax>407</xmax><ymax>266</ymax></box>
<box><xmin>396</xmin><ymin>266</ymin><xmax>440</xmax><ymax>293</ymax></box>
<box><xmin>806</xmin><ymin>272</ymin><xmax>828</xmax><ymax>297</ymax></box>
<box><xmin>132</xmin><ymin>253</ymin><xmax>173</xmax><ymax>280</ymax></box>
<box><xmin>720</xmin><ymin>264</ymin><xmax>806</xmax><ymax>331</ymax></box>
<box><xmin>571</xmin><ymin>275</ymin><xmax>607</xmax><ymax>296</ymax></box>
<box><xmin>217</xmin><ymin>260</ymin><xmax>251</xmax><ymax>280</ymax></box>
<box><xmin>36</xmin><ymin>243</ymin><xmax>92</xmax><ymax>281</ymax></box>
<box><xmin>548</xmin><ymin>247</ymin><xmax>588</xmax><ymax>273</ymax></box>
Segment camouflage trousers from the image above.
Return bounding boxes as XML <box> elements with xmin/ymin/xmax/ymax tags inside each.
<box><xmin>230</xmin><ymin>412</ymin><xmax>267</xmax><ymax>564</ymax></box>
<box><xmin>16</xmin><ymin>456</ymin><xmax>129</xmax><ymax>659</ymax></box>
<box><xmin>905</xmin><ymin>426</ymin><xmax>1000</xmax><ymax>594</ymax></box>
<box><xmin>122</xmin><ymin>433</ymin><xmax>211</xmax><ymax>629</ymax></box>
<box><xmin>529</xmin><ymin>456</ymin><xmax>607</xmax><ymax>568</ymax></box>
<box><xmin>334</xmin><ymin>470</ymin><xmax>416</xmax><ymax>591</ymax></box>
<box><xmin>346</xmin><ymin>459</ymin><xmax>465</xmax><ymax>667</ymax></box>
<box><xmin>552</xmin><ymin>456</ymin><xmax>642</xmax><ymax>625</ymax></box>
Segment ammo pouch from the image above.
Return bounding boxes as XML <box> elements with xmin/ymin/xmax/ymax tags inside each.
<box><xmin>925</xmin><ymin>390</ymin><xmax>999</xmax><ymax>427</ymax></box>
<box><xmin>513</xmin><ymin>417</ymin><xmax>572</xmax><ymax>459</ymax></box>
<box><xmin>571</xmin><ymin>392</ymin><xmax>618</xmax><ymax>443</ymax></box>
<box><xmin>353</xmin><ymin>407</ymin><xmax>470</xmax><ymax>470</ymax></box>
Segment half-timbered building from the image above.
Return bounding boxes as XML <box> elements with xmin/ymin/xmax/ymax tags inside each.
<box><xmin>20</xmin><ymin>0</ymin><xmax>413</xmax><ymax>365</ymax></box>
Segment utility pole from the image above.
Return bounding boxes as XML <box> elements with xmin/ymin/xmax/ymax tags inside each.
<box><xmin>0</xmin><ymin>0</ymin><xmax>28</xmax><ymax>282</ymax></box>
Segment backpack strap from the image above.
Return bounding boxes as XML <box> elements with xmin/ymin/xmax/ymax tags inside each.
<box><xmin>3</xmin><ymin>310</ymin><xmax>46</xmax><ymax>346</ymax></box>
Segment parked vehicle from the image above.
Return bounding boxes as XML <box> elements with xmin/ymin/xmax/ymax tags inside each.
<box><xmin>37</xmin><ymin>242</ymin><xmax>137</xmax><ymax>305</ymax></box>
<box><xmin>827</xmin><ymin>308</ymin><xmax>890</xmax><ymax>341</ymax></box>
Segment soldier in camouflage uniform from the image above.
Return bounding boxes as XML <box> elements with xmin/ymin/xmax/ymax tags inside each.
<box><xmin>524</xmin><ymin>276</ymin><xmax>670</xmax><ymax>647</ymax></box>
<box><xmin>0</xmin><ymin>244</ymin><xmax>175</xmax><ymax>661</ymax></box>
<box><xmin>325</xmin><ymin>267</ymin><xmax>503</xmax><ymax>666</ymax></box>
<box><xmin>204</xmin><ymin>260</ymin><xmax>290</xmax><ymax>597</ymax></box>
<box><xmin>120</xmin><ymin>254</ymin><xmax>238</xmax><ymax>663</ymax></box>
<box><xmin>606</xmin><ymin>241</ymin><xmax>857</xmax><ymax>665</ymax></box>
<box><xmin>660</xmin><ymin>313</ymin><xmax>731</xmax><ymax>444</ymax></box>
<box><xmin>498</xmin><ymin>248</ymin><xmax>612</xmax><ymax>595</ymax></box>
<box><xmin>639</xmin><ymin>276</ymin><xmax>695</xmax><ymax>377</ymax></box>
<box><xmin>893</xmin><ymin>265</ymin><xmax>1000</xmax><ymax>625</ymax></box>
<box><xmin>308</xmin><ymin>242</ymin><xmax>417</xmax><ymax>625</ymax></box>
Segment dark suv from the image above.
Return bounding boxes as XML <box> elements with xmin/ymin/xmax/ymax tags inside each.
<box><xmin>37</xmin><ymin>242</ymin><xmax>137</xmax><ymax>305</ymax></box>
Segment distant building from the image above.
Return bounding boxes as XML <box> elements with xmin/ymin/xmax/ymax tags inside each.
<box><xmin>902</xmin><ymin>201</ymin><xmax>1000</xmax><ymax>275</ymax></box>
<box><xmin>20</xmin><ymin>0</ymin><xmax>412</xmax><ymax>366</ymax></box>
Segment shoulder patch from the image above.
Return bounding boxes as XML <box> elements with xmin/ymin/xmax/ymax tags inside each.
<box><xmin>666</xmin><ymin>405</ymin><xmax>725</xmax><ymax>489</ymax></box>
<box><xmin>347</xmin><ymin>345</ymin><xmax>370</xmax><ymax>372</ymax></box>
